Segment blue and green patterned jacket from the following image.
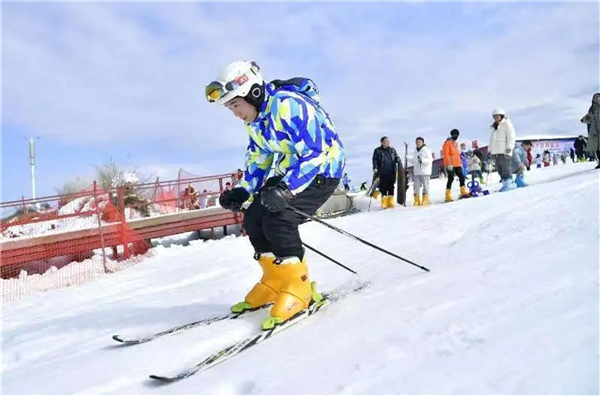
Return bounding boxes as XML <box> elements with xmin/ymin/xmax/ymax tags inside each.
<box><xmin>237</xmin><ymin>78</ymin><xmax>345</xmax><ymax>196</ymax></box>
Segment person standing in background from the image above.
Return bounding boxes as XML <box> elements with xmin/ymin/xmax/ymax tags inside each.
<box><xmin>442</xmin><ymin>129</ymin><xmax>468</xmax><ymax>202</ymax></box>
<box><xmin>342</xmin><ymin>173</ymin><xmax>351</xmax><ymax>191</ymax></box>
<box><xmin>574</xmin><ymin>136</ymin><xmax>587</xmax><ymax>162</ymax></box>
<box><xmin>372</xmin><ymin>136</ymin><xmax>401</xmax><ymax>209</ymax></box>
<box><xmin>488</xmin><ymin>108</ymin><xmax>516</xmax><ymax>192</ymax></box>
<box><xmin>581</xmin><ymin>93</ymin><xmax>600</xmax><ymax>169</ymax></box>
<box><xmin>408</xmin><ymin>137</ymin><xmax>433</xmax><ymax>206</ymax></box>
<box><xmin>511</xmin><ymin>140</ymin><xmax>532</xmax><ymax>188</ymax></box>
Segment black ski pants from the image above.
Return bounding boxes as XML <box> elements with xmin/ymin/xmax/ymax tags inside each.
<box><xmin>446</xmin><ymin>167</ymin><xmax>466</xmax><ymax>189</ymax></box>
<box><xmin>378</xmin><ymin>173</ymin><xmax>396</xmax><ymax>196</ymax></box>
<box><xmin>242</xmin><ymin>175</ymin><xmax>340</xmax><ymax>260</ymax></box>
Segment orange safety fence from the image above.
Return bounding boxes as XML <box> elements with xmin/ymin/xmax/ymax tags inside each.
<box><xmin>1</xmin><ymin>171</ymin><xmax>242</xmax><ymax>302</ymax></box>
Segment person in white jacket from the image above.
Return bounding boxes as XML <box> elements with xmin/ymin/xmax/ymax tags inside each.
<box><xmin>488</xmin><ymin>108</ymin><xmax>517</xmax><ymax>192</ymax></box>
<box><xmin>408</xmin><ymin>137</ymin><xmax>433</xmax><ymax>206</ymax></box>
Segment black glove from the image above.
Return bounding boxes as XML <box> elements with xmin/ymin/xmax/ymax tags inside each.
<box><xmin>261</xmin><ymin>183</ymin><xmax>293</xmax><ymax>212</ymax></box>
<box><xmin>219</xmin><ymin>187</ymin><xmax>249</xmax><ymax>212</ymax></box>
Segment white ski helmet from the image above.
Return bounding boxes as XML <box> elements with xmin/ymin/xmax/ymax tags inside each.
<box><xmin>492</xmin><ymin>108</ymin><xmax>506</xmax><ymax>116</ymax></box>
<box><xmin>205</xmin><ymin>60</ymin><xmax>264</xmax><ymax>106</ymax></box>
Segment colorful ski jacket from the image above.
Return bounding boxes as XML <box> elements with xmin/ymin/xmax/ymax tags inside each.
<box><xmin>237</xmin><ymin>78</ymin><xmax>345</xmax><ymax>195</ymax></box>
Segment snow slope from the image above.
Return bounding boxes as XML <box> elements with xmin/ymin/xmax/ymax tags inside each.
<box><xmin>2</xmin><ymin>162</ymin><xmax>598</xmax><ymax>395</ymax></box>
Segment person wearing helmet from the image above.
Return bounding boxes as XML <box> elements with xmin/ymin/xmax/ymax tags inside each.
<box><xmin>488</xmin><ymin>108</ymin><xmax>517</xmax><ymax>192</ymax></box>
<box><xmin>442</xmin><ymin>129</ymin><xmax>468</xmax><ymax>202</ymax></box>
<box><xmin>206</xmin><ymin>61</ymin><xmax>345</xmax><ymax>330</ymax></box>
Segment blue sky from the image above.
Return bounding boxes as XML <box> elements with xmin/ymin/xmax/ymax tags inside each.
<box><xmin>2</xmin><ymin>2</ymin><xmax>598</xmax><ymax>201</ymax></box>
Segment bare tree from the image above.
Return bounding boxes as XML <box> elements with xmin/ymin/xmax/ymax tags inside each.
<box><xmin>94</xmin><ymin>156</ymin><xmax>152</xmax><ymax>190</ymax></box>
<box><xmin>55</xmin><ymin>177</ymin><xmax>91</xmax><ymax>196</ymax></box>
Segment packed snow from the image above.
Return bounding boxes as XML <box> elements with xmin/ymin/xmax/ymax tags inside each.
<box><xmin>1</xmin><ymin>162</ymin><xmax>598</xmax><ymax>395</ymax></box>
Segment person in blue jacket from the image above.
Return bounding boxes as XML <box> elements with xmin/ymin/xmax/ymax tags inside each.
<box><xmin>342</xmin><ymin>173</ymin><xmax>351</xmax><ymax>191</ymax></box>
<box><xmin>205</xmin><ymin>61</ymin><xmax>345</xmax><ymax>330</ymax></box>
<box><xmin>511</xmin><ymin>140</ymin><xmax>532</xmax><ymax>187</ymax></box>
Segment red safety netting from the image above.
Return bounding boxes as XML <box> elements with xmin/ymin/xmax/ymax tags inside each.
<box><xmin>1</xmin><ymin>172</ymin><xmax>241</xmax><ymax>302</ymax></box>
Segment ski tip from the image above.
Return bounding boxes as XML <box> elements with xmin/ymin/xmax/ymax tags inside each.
<box><xmin>149</xmin><ymin>374</ymin><xmax>181</xmax><ymax>382</ymax></box>
<box><xmin>112</xmin><ymin>335</ymin><xmax>124</xmax><ymax>343</ymax></box>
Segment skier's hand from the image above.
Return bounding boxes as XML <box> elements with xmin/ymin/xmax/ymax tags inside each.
<box><xmin>373</xmin><ymin>168</ymin><xmax>378</xmax><ymax>174</ymax></box>
<box><xmin>446</xmin><ymin>165</ymin><xmax>454</xmax><ymax>171</ymax></box>
<box><xmin>505</xmin><ymin>149</ymin><xmax>512</xmax><ymax>156</ymax></box>
<box><xmin>261</xmin><ymin>183</ymin><xmax>293</xmax><ymax>213</ymax></box>
<box><xmin>219</xmin><ymin>188</ymin><xmax>250</xmax><ymax>212</ymax></box>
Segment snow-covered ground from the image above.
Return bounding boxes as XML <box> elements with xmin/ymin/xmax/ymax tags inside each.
<box><xmin>2</xmin><ymin>162</ymin><xmax>598</xmax><ymax>395</ymax></box>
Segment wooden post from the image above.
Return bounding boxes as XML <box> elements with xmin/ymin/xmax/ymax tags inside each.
<box><xmin>93</xmin><ymin>181</ymin><xmax>109</xmax><ymax>272</ymax></box>
<box><xmin>117</xmin><ymin>186</ymin><xmax>130</xmax><ymax>259</ymax></box>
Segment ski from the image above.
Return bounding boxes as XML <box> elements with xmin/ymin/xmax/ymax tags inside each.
<box><xmin>148</xmin><ymin>281</ymin><xmax>370</xmax><ymax>382</ymax></box>
<box><xmin>112</xmin><ymin>304</ymin><xmax>271</xmax><ymax>345</ymax></box>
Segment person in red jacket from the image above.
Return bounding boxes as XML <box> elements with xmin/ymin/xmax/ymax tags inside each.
<box><xmin>442</xmin><ymin>129</ymin><xmax>468</xmax><ymax>202</ymax></box>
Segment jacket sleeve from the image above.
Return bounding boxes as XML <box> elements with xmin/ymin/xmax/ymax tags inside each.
<box><xmin>408</xmin><ymin>150</ymin><xmax>416</xmax><ymax>165</ymax></box>
<box><xmin>372</xmin><ymin>148</ymin><xmax>379</xmax><ymax>170</ymax></box>
<box><xmin>505</xmin><ymin>120</ymin><xmax>516</xmax><ymax>151</ymax></box>
<box><xmin>237</xmin><ymin>138</ymin><xmax>274</xmax><ymax>195</ymax></box>
<box><xmin>581</xmin><ymin>113</ymin><xmax>591</xmax><ymax>124</ymax></box>
<box><xmin>442</xmin><ymin>141</ymin><xmax>450</xmax><ymax>167</ymax></box>
<box><xmin>275</xmin><ymin>96</ymin><xmax>329</xmax><ymax>195</ymax></box>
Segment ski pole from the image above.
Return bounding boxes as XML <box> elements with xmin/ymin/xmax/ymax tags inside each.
<box><xmin>239</xmin><ymin>208</ymin><xmax>357</xmax><ymax>274</ymax></box>
<box><xmin>302</xmin><ymin>242</ymin><xmax>357</xmax><ymax>274</ymax></box>
<box><xmin>287</xmin><ymin>205</ymin><xmax>430</xmax><ymax>272</ymax></box>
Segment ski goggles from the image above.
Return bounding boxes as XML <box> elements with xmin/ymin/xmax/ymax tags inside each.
<box><xmin>205</xmin><ymin>62</ymin><xmax>260</xmax><ymax>103</ymax></box>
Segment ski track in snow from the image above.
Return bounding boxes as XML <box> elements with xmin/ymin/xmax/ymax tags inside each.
<box><xmin>1</xmin><ymin>162</ymin><xmax>599</xmax><ymax>395</ymax></box>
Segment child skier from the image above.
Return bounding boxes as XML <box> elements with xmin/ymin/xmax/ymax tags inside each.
<box><xmin>543</xmin><ymin>151</ymin><xmax>551</xmax><ymax>167</ymax></box>
<box><xmin>511</xmin><ymin>140</ymin><xmax>532</xmax><ymax>187</ymax></box>
<box><xmin>207</xmin><ymin>60</ymin><xmax>345</xmax><ymax>330</ymax></box>
<box><xmin>466</xmin><ymin>151</ymin><xmax>483</xmax><ymax>182</ymax></box>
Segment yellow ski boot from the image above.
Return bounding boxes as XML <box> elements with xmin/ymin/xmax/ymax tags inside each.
<box><xmin>387</xmin><ymin>196</ymin><xmax>395</xmax><ymax>208</ymax></box>
<box><xmin>421</xmin><ymin>194</ymin><xmax>429</xmax><ymax>206</ymax></box>
<box><xmin>231</xmin><ymin>253</ymin><xmax>281</xmax><ymax>314</ymax></box>
<box><xmin>413</xmin><ymin>194</ymin><xmax>421</xmax><ymax>206</ymax></box>
<box><xmin>381</xmin><ymin>195</ymin><xmax>388</xmax><ymax>209</ymax></box>
<box><xmin>261</xmin><ymin>256</ymin><xmax>319</xmax><ymax>330</ymax></box>
<box><xmin>460</xmin><ymin>185</ymin><xmax>470</xmax><ymax>198</ymax></box>
<box><xmin>445</xmin><ymin>189</ymin><xmax>454</xmax><ymax>203</ymax></box>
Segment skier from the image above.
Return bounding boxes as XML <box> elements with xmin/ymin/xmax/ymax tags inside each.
<box><xmin>552</xmin><ymin>153</ymin><xmax>558</xmax><ymax>166</ymax></box>
<box><xmin>574</xmin><ymin>136</ymin><xmax>587</xmax><ymax>162</ymax></box>
<box><xmin>408</xmin><ymin>137</ymin><xmax>432</xmax><ymax>206</ymax></box>
<box><xmin>442</xmin><ymin>129</ymin><xmax>468</xmax><ymax>202</ymax></box>
<box><xmin>207</xmin><ymin>60</ymin><xmax>345</xmax><ymax>330</ymax></box>
<box><xmin>535</xmin><ymin>153</ymin><xmax>542</xmax><ymax>168</ymax></box>
<box><xmin>580</xmin><ymin>93</ymin><xmax>600</xmax><ymax>169</ymax></box>
<box><xmin>543</xmin><ymin>150</ymin><xmax>551</xmax><ymax>167</ymax></box>
<box><xmin>570</xmin><ymin>148</ymin><xmax>576</xmax><ymax>163</ymax></box>
<box><xmin>342</xmin><ymin>173</ymin><xmax>351</xmax><ymax>191</ymax></box>
<box><xmin>488</xmin><ymin>108</ymin><xmax>516</xmax><ymax>192</ymax></box>
<box><xmin>466</xmin><ymin>150</ymin><xmax>483</xmax><ymax>182</ymax></box>
<box><xmin>372</xmin><ymin>136</ymin><xmax>401</xmax><ymax>208</ymax></box>
<box><xmin>511</xmin><ymin>140</ymin><xmax>532</xmax><ymax>187</ymax></box>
